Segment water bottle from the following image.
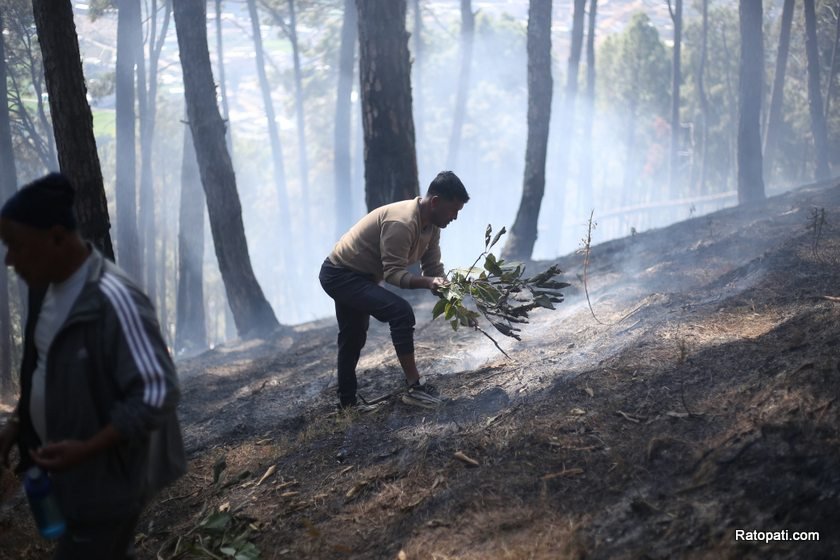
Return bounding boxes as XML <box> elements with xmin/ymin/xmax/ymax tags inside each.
<box><xmin>23</xmin><ymin>466</ymin><xmax>66</xmax><ymax>540</ymax></box>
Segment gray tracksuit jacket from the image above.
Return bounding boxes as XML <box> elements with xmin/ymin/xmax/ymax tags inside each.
<box><xmin>16</xmin><ymin>248</ymin><xmax>186</xmax><ymax>523</ymax></box>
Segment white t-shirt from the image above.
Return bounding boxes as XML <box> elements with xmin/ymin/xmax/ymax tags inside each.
<box><xmin>29</xmin><ymin>255</ymin><xmax>94</xmax><ymax>443</ymax></box>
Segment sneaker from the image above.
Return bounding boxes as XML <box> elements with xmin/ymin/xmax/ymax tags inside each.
<box><xmin>337</xmin><ymin>400</ymin><xmax>384</xmax><ymax>414</ymax></box>
<box><xmin>401</xmin><ymin>379</ymin><xmax>443</xmax><ymax>409</ymax></box>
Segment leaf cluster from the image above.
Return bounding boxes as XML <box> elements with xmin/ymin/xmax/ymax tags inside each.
<box><xmin>433</xmin><ymin>225</ymin><xmax>569</xmax><ymax>344</ymax></box>
<box><xmin>161</xmin><ymin>507</ymin><xmax>261</xmax><ymax>560</ymax></box>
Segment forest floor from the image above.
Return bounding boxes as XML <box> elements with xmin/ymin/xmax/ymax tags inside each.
<box><xmin>2</xmin><ymin>179</ymin><xmax>840</xmax><ymax>559</ymax></box>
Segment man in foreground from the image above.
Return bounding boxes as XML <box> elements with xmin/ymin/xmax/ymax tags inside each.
<box><xmin>319</xmin><ymin>171</ymin><xmax>470</xmax><ymax>410</ymax></box>
<box><xmin>0</xmin><ymin>173</ymin><xmax>185</xmax><ymax>559</ymax></box>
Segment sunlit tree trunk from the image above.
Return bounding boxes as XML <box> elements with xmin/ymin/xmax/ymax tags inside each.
<box><xmin>334</xmin><ymin>0</ymin><xmax>357</xmax><ymax>239</ymax></box>
<box><xmin>803</xmin><ymin>0</ymin><xmax>830</xmax><ymax>181</ymax></box>
<box><xmin>176</xmin><ymin>119</ymin><xmax>207</xmax><ymax>354</ymax></box>
<box><xmin>695</xmin><ymin>0</ymin><xmax>708</xmax><ymax>195</ymax></box>
<box><xmin>173</xmin><ymin>0</ymin><xmax>280</xmax><ymax>337</ymax></box>
<box><xmin>356</xmin><ymin>0</ymin><xmax>420</xmax><ymax>209</ymax></box>
<box><xmin>668</xmin><ymin>0</ymin><xmax>682</xmax><ymax>199</ymax></box>
<box><xmin>31</xmin><ymin>0</ymin><xmax>114</xmax><ymax>257</ymax></box>
<box><xmin>139</xmin><ymin>0</ymin><xmax>171</xmax><ymax>305</ymax></box>
<box><xmin>215</xmin><ymin>0</ymin><xmax>234</xmax><ymax>158</ymax></box>
<box><xmin>116</xmin><ymin>0</ymin><xmax>142</xmax><ymax>280</ymax></box>
<box><xmin>445</xmin><ymin>0</ymin><xmax>475</xmax><ymax>170</ymax></box>
<box><xmin>502</xmin><ymin>0</ymin><xmax>552</xmax><ymax>261</ymax></box>
<box><xmin>27</xmin><ymin>32</ymin><xmax>57</xmax><ymax>170</ymax></box>
<box><xmin>288</xmin><ymin>0</ymin><xmax>311</xmax><ymax>220</ymax></box>
<box><xmin>246</xmin><ymin>0</ymin><xmax>290</xmax><ymax>227</ymax></box>
<box><xmin>578</xmin><ymin>0</ymin><xmax>597</xmax><ymax>213</ymax></box>
<box><xmin>0</xmin><ymin>15</ymin><xmax>16</xmax><ymax>394</ymax></box>
<box><xmin>721</xmin><ymin>26</ymin><xmax>738</xmax><ymax>191</ymax></box>
<box><xmin>764</xmin><ymin>0</ymin><xmax>794</xmax><ymax>181</ymax></box>
<box><xmin>825</xmin><ymin>7</ymin><xmax>840</xmax><ymax>120</ymax></box>
<box><xmin>737</xmin><ymin>0</ymin><xmax>765</xmax><ymax>205</ymax></box>
<box><xmin>412</xmin><ymin>0</ymin><xmax>424</xmax><ymax>152</ymax></box>
<box><xmin>548</xmin><ymin>0</ymin><xmax>584</xmax><ymax>249</ymax></box>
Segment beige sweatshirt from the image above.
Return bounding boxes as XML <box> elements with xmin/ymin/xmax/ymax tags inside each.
<box><xmin>329</xmin><ymin>198</ymin><xmax>445</xmax><ymax>288</ymax></box>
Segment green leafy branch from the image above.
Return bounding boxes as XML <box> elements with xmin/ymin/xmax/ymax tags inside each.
<box><xmin>157</xmin><ymin>506</ymin><xmax>261</xmax><ymax>560</ymax></box>
<box><xmin>432</xmin><ymin>225</ymin><xmax>569</xmax><ymax>357</ymax></box>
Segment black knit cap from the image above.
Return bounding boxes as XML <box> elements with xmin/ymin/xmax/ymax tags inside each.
<box><xmin>0</xmin><ymin>172</ymin><xmax>77</xmax><ymax>231</ymax></box>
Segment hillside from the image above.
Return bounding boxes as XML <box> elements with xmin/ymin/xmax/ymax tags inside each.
<box><xmin>2</xmin><ymin>179</ymin><xmax>840</xmax><ymax>559</ymax></box>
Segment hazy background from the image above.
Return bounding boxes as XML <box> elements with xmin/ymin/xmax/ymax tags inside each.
<box><xmin>7</xmin><ymin>0</ymin><xmax>838</xmax><ymax>345</ymax></box>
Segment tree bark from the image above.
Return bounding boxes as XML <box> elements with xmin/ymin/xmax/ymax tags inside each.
<box><xmin>215</xmin><ymin>0</ymin><xmax>234</xmax><ymax>158</ymax></box>
<box><xmin>502</xmin><ymin>0</ymin><xmax>553</xmax><ymax>260</ymax></box>
<box><xmin>287</xmin><ymin>0</ymin><xmax>311</xmax><ymax>217</ymax></box>
<box><xmin>668</xmin><ymin>0</ymin><xmax>683</xmax><ymax>198</ymax></box>
<box><xmin>412</xmin><ymin>0</ymin><xmax>424</xmax><ymax>150</ymax></box>
<box><xmin>445</xmin><ymin>0</ymin><xmax>475</xmax><ymax>170</ymax></box>
<box><xmin>578</xmin><ymin>0</ymin><xmax>597</xmax><ymax>213</ymax></box>
<box><xmin>548</xmin><ymin>0</ymin><xmax>585</xmax><ymax>247</ymax></box>
<box><xmin>31</xmin><ymin>0</ymin><xmax>114</xmax><ymax>257</ymax></box>
<box><xmin>356</xmin><ymin>0</ymin><xmax>420</xmax><ymax>210</ymax></box>
<box><xmin>115</xmin><ymin>0</ymin><xmax>142</xmax><ymax>280</ymax></box>
<box><xmin>334</xmin><ymin>0</ymin><xmax>357</xmax><ymax>239</ymax></box>
<box><xmin>246</xmin><ymin>0</ymin><xmax>290</xmax><ymax>226</ymax></box>
<box><xmin>721</xmin><ymin>25</ymin><xmax>738</xmax><ymax>191</ymax></box>
<box><xmin>0</xmin><ymin>14</ymin><xmax>16</xmax><ymax>395</ymax></box>
<box><xmin>176</xmin><ymin>118</ymin><xmax>207</xmax><ymax>354</ymax></box>
<box><xmin>695</xmin><ymin>0</ymin><xmax>709</xmax><ymax>195</ymax></box>
<box><xmin>737</xmin><ymin>0</ymin><xmax>766</xmax><ymax>205</ymax></box>
<box><xmin>764</xmin><ymin>0</ymin><xmax>794</xmax><ymax>180</ymax></box>
<box><xmin>803</xmin><ymin>0</ymin><xmax>831</xmax><ymax>181</ymax></box>
<box><xmin>825</xmin><ymin>6</ymin><xmax>840</xmax><ymax>120</ymax></box>
<box><xmin>173</xmin><ymin>0</ymin><xmax>280</xmax><ymax>337</ymax></box>
<box><xmin>139</xmin><ymin>0</ymin><xmax>171</xmax><ymax>304</ymax></box>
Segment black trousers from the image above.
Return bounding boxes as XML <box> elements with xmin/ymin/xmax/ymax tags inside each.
<box><xmin>319</xmin><ymin>259</ymin><xmax>415</xmax><ymax>405</ymax></box>
<box><xmin>53</xmin><ymin>513</ymin><xmax>140</xmax><ymax>560</ymax></box>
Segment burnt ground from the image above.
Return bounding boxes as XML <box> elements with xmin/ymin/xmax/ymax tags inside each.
<box><xmin>2</xmin><ymin>180</ymin><xmax>840</xmax><ymax>559</ymax></box>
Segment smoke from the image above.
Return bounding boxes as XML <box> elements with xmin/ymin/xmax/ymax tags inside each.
<box><xmin>21</xmin><ymin>2</ymin><xmax>805</xmax><ymax>348</ymax></box>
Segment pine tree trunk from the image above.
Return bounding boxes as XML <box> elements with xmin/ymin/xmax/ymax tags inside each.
<box><xmin>825</xmin><ymin>7</ymin><xmax>840</xmax><ymax>120</ymax></box>
<box><xmin>116</xmin><ymin>0</ymin><xmax>142</xmax><ymax>280</ymax></box>
<box><xmin>668</xmin><ymin>0</ymin><xmax>682</xmax><ymax>199</ymax></box>
<box><xmin>334</xmin><ymin>0</ymin><xmax>357</xmax><ymax>239</ymax></box>
<box><xmin>176</xmin><ymin>119</ymin><xmax>207</xmax><ymax>354</ymax></box>
<box><xmin>803</xmin><ymin>0</ymin><xmax>831</xmax><ymax>181</ymax></box>
<box><xmin>548</xmin><ymin>0</ymin><xmax>585</xmax><ymax>249</ymax></box>
<box><xmin>737</xmin><ymin>0</ymin><xmax>766</xmax><ymax>205</ymax></box>
<box><xmin>0</xmin><ymin>16</ymin><xmax>16</xmax><ymax>394</ymax></box>
<box><xmin>764</xmin><ymin>0</ymin><xmax>794</xmax><ymax>181</ymax></box>
<box><xmin>31</xmin><ymin>0</ymin><xmax>114</xmax><ymax>257</ymax></box>
<box><xmin>173</xmin><ymin>0</ymin><xmax>280</xmax><ymax>337</ymax></box>
<box><xmin>215</xmin><ymin>0</ymin><xmax>234</xmax><ymax>158</ymax></box>
<box><xmin>445</xmin><ymin>0</ymin><xmax>475</xmax><ymax>170</ymax></box>
<box><xmin>356</xmin><ymin>0</ymin><xmax>420</xmax><ymax>210</ymax></box>
<box><xmin>246</xmin><ymin>0</ymin><xmax>290</xmax><ymax>226</ymax></box>
<box><xmin>288</xmin><ymin>0</ymin><xmax>311</xmax><ymax>218</ymax></box>
<box><xmin>696</xmin><ymin>0</ymin><xmax>708</xmax><ymax>195</ymax></box>
<box><xmin>502</xmin><ymin>0</ymin><xmax>553</xmax><ymax>261</ymax></box>
<box><xmin>412</xmin><ymin>0</ymin><xmax>424</xmax><ymax>151</ymax></box>
<box><xmin>140</xmin><ymin>0</ymin><xmax>171</xmax><ymax>305</ymax></box>
<box><xmin>578</xmin><ymin>0</ymin><xmax>597</xmax><ymax>213</ymax></box>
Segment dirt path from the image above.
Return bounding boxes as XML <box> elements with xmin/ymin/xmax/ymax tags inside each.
<box><xmin>2</xmin><ymin>181</ymin><xmax>839</xmax><ymax>559</ymax></box>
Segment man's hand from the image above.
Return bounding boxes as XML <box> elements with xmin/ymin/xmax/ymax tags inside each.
<box><xmin>30</xmin><ymin>440</ymin><xmax>94</xmax><ymax>472</ymax></box>
<box><xmin>0</xmin><ymin>421</ymin><xmax>19</xmax><ymax>469</ymax></box>
<box><xmin>29</xmin><ymin>424</ymin><xmax>121</xmax><ymax>472</ymax></box>
<box><xmin>429</xmin><ymin>277</ymin><xmax>448</xmax><ymax>293</ymax></box>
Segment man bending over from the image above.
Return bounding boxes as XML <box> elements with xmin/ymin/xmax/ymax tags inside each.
<box><xmin>319</xmin><ymin>171</ymin><xmax>469</xmax><ymax>410</ymax></box>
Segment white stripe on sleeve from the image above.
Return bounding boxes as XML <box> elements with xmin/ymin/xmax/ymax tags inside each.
<box><xmin>100</xmin><ymin>273</ymin><xmax>165</xmax><ymax>407</ymax></box>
